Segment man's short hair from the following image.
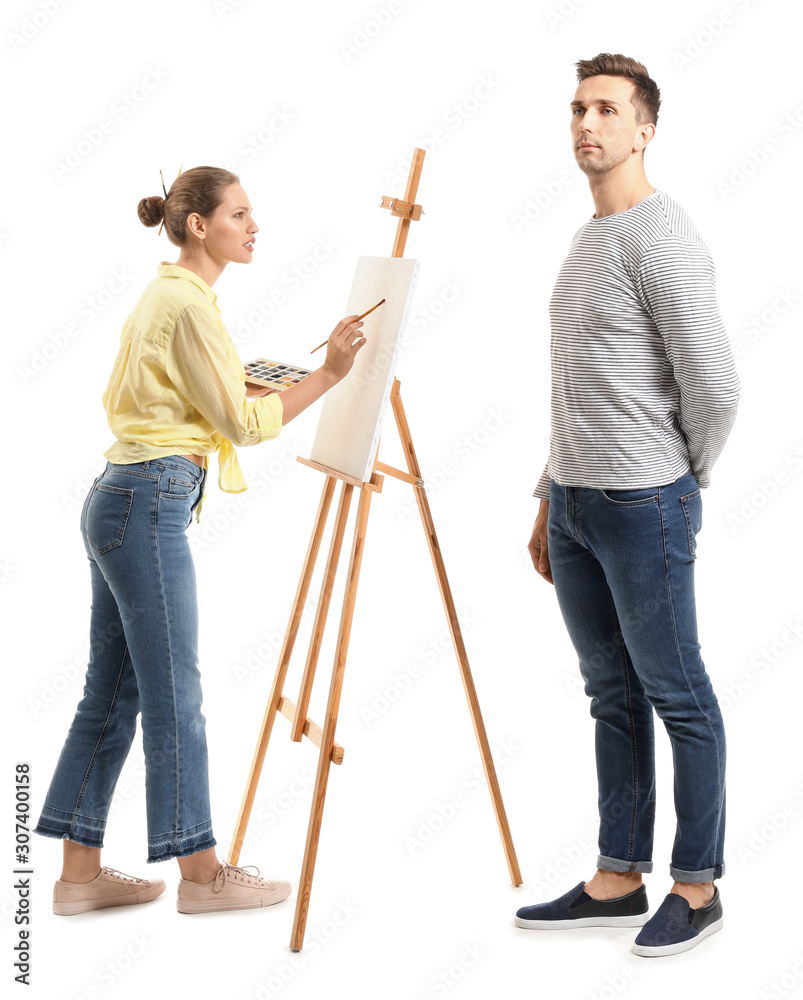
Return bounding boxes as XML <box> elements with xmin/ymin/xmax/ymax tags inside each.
<box><xmin>575</xmin><ymin>53</ymin><xmax>661</xmax><ymax>127</ymax></box>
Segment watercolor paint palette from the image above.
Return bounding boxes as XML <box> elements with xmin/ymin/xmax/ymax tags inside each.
<box><xmin>243</xmin><ymin>358</ymin><xmax>313</xmax><ymax>390</ymax></box>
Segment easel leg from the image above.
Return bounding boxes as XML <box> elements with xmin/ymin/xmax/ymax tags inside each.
<box><xmin>228</xmin><ymin>476</ymin><xmax>337</xmax><ymax>865</ymax></box>
<box><xmin>390</xmin><ymin>384</ymin><xmax>522</xmax><ymax>886</ymax></box>
<box><xmin>291</xmin><ymin>483</ymin><xmax>375</xmax><ymax>951</ymax></box>
<box><xmin>291</xmin><ymin>482</ymin><xmax>353</xmax><ymax>742</ymax></box>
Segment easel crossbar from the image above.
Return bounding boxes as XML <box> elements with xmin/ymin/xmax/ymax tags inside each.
<box><xmin>277</xmin><ymin>695</ymin><xmax>344</xmax><ymax>764</ymax></box>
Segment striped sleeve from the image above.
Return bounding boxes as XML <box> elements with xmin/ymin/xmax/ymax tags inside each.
<box><xmin>534</xmin><ymin>460</ymin><xmax>550</xmax><ymax>500</ymax></box>
<box><xmin>637</xmin><ymin>238</ymin><xmax>740</xmax><ymax>488</ymax></box>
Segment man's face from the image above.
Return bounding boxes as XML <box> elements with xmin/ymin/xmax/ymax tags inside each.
<box><xmin>570</xmin><ymin>74</ymin><xmax>645</xmax><ymax>175</ymax></box>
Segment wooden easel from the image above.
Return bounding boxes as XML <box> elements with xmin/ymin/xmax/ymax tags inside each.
<box><xmin>228</xmin><ymin>148</ymin><xmax>522</xmax><ymax>951</ymax></box>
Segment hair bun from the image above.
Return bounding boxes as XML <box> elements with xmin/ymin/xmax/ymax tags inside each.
<box><xmin>137</xmin><ymin>195</ymin><xmax>165</xmax><ymax>229</ymax></box>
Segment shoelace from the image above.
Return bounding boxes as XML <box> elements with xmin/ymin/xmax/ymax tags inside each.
<box><xmin>213</xmin><ymin>861</ymin><xmax>273</xmax><ymax>893</ymax></box>
<box><xmin>102</xmin><ymin>867</ymin><xmax>148</xmax><ymax>885</ymax></box>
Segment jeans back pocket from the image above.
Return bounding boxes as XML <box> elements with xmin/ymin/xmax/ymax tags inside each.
<box><xmin>85</xmin><ymin>483</ymin><xmax>134</xmax><ymax>554</ymax></box>
<box><xmin>679</xmin><ymin>489</ymin><xmax>702</xmax><ymax>558</ymax></box>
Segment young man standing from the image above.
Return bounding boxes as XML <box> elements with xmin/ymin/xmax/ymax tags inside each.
<box><xmin>516</xmin><ymin>54</ymin><xmax>740</xmax><ymax>957</ymax></box>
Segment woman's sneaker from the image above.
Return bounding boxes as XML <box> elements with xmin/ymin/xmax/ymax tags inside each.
<box><xmin>177</xmin><ymin>860</ymin><xmax>292</xmax><ymax>914</ymax></box>
<box><xmin>53</xmin><ymin>866</ymin><xmax>166</xmax><ymax>915</ymax></box>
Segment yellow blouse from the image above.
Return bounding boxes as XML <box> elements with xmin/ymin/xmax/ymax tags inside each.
<box><xmin>102</xmin><ymin>262</ymin><xmax>283</xmax><ymax>520</ymax></box>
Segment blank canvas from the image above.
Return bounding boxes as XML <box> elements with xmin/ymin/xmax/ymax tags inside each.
<box><xmin>309</xmin><ymin>255</ymin><xmax>420</xmax><ymax>481</ymax></box>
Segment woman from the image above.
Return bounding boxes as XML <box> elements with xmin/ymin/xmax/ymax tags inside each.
<box><xmin>33</xmin><ymin>165</ymin><xmax>366</xmax><ymax>915</ymax></box>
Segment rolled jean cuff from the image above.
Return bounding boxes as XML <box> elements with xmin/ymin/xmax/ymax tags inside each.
<box><xmin>669</xmin><ymin>862</ymin><xmax>725</xmax><ymax>882</ymax></box>
<box><xmin>597</xmin><ymin>854</ymin><xmax>654</xmax><ymax>874</ymax></box>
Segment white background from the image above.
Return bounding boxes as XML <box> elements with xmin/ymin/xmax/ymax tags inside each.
<box><xmin>2</xmin><ymin>0</ymin><xmax>802</xmax><ymax>998</ymax></box>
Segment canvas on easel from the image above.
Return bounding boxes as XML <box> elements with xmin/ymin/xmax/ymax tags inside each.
<box><xmin>309</xmin><ymin>255</ymin><xmax>419</xmax><ymax>481</ymax></box>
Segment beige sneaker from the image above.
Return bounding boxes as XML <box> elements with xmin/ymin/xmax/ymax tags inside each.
<box><xmin>177</xmin><ymin>860</ymin><xmax>292</xmax><ymax>913</ymax></box>
<box><xmin>53</xmin><ymin>866</ymin><xmax>166</xmax><ymax>915</ymax></box>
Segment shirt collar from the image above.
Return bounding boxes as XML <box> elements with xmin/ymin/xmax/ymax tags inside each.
<box><xmin>157</xmin><ymin>262</ymin><xmax>218</xmax><ymax>307</ymax></box>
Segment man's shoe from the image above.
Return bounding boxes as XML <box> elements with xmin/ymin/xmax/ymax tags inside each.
<box><xmin>53</xmin><ymin>866</ymin><xmax>166</xmax><ymax>915</ymax></box>
<box><xmin>515</xmin><ymin>881</ymin><xmax>649</xmax><ymax>929</ymax></box>
<box><xmin>177</xmin><ymin>860</ymin><xmax>292</xmax><ymax>914</ymax></box>
<box><xmin>632</xmin><ymin>887</ymin><xmax>723</xmax><ymax>957</ymax></box>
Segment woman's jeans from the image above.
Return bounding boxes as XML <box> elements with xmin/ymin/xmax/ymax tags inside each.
<box><xmin>34</xmin><ymin>456</ymin><xmax>217</xmax><ymax>864</ymax></box>
<box><xmin>547</xmin><ymin>472</ymin><xmax>726</xmax><ymax>883</ymax></box>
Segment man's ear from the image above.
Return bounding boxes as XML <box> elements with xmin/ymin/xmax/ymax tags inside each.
<box><xmin>634</xmin><ymin>122</ymin><xmax>656</xmax><ymax>153</ymax></box>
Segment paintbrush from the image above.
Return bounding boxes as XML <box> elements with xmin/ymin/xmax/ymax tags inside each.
<box><xmin>310</xmin><ymin>298</ymin><xmax>385</xmax><ymax>354</ymax></box>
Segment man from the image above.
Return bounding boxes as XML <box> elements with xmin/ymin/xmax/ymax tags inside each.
<box><xmin>515</xmin><ymin>54</ymin><xmax>740</xmax><ymax>957</ymax></box>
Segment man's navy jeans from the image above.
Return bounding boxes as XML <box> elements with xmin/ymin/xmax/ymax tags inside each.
<box><xmin>548</xmin><ymin>472</ymin><xmax>725</xmax><ymax>882</ymax></box>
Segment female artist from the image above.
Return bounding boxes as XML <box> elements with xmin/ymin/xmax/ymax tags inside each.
<box><xmin>33</xmin><ymin>165</ymin><xmax>365</xmax><ymax>915</ymax></box>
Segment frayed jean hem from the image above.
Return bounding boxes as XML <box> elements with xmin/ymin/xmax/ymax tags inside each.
<box><xmin>33</xmin><ymin>824</ymin><xmax>104</xmax><ymax>850</ymax></box>
<box><xmin>147</xmin><ymin>832</ymin><xmax>217</xmax><ymax>864</ymax></box>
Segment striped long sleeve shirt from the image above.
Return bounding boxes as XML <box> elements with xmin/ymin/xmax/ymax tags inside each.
<box><xmin>533</xmin><ymin>189</ymin><xmax>740</xmax><ymax>500</ymax></box>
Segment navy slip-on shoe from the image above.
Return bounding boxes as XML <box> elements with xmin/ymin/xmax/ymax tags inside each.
<box><xmin>515</xmin><ymin>881</ymin><xmax>650</xmax><ymax>929</ymax></box>
<box><xmin>632</xmin><ymin>887</ymin><xmax>723</xmax><ymax>957</ymax></box>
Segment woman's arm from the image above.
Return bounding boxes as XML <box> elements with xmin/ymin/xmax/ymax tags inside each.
<box><xmin>246</xmin><ymin>314</ymin><xmax>366</xmax><ymax>423</ymax></box>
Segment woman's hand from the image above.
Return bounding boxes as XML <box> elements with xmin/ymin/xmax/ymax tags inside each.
<box><xmin>254</xmin><ymin>315</ymin><xmax>367</xmax><ymax>426</ymax></box>
<box><xmin>321</xmin><ymin>315</ymin><xmax>367</xmax><ymax>382</ymax></box>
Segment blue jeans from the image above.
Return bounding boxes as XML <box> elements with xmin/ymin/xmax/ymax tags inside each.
<box><xmin>547</xmin><ymin>472</ymin><xmax>725</xmax><ymax>883</ymax></box>
<box><xmin>33</xmin><ymin>456</ymin><xmax>217</xmax><ymax>864</ymax></box>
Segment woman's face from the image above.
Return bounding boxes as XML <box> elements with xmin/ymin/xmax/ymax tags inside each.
<box><xmin>193</xmin><ymin>182</ymin><xmax>259</xmax><ymax>264</ymax></box>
